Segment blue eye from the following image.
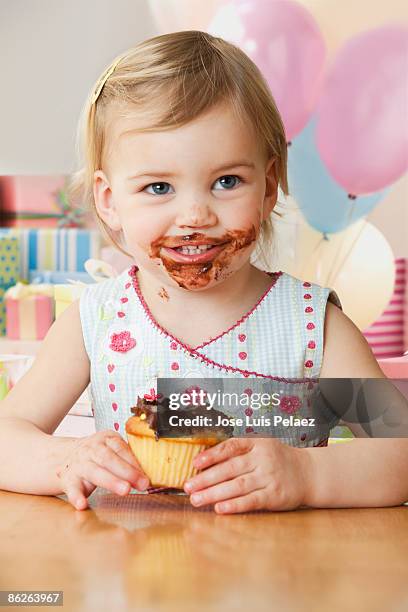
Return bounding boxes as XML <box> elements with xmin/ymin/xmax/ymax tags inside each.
<box><xmin>143</xmin><ymin>175</ymin><xmax>241</xmax><ymax>196</ymax></box>
<box><xmin>143</xmin><ymin>182</ymin><xmax>174</xmax><ymax>195</ymax></box>
<box><xmin>213</xmin><ymin>175</ymin><xmax>241</xmax><ymax>190</ymax></box>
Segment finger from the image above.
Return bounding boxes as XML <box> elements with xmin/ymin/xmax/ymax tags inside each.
<box><xmin>82</xmin><ymin>461</ymin><xmax>132</xmax><ymax>496</ymax></box>
<box><xmin>64</xmin><ymin>476</ymin><xmax>90</xmax><ymax>511</ymax></box>
<box><xmin>185</xmin><ymin>454</ymin><xmax>252</xmax><ymax>494</ymax></box>
<box><xmin>82</xmin><ymin>479</ymin><xmax>97</xmax><ymax>497</ymax></box>
<box><xmin>214</xmin><ymin>489</ymin><xmax>266</xmax><ymax>514</ymax></box>
<box><xmin>105</xmin><ymin>436</ymin><xmax>147</xmax><ymax>473</ymax></box>
<box><xmin>105</xmin><ymin>437</ymin><xmax>150</xmax><ymax>489</ymax></box>
<box><xmin>193</xmin><ymin>438</ymin><xmax>253</xmax><ymax>470</ymax></box>
<box><xmin>93</xmin><ymin>442</ymin><xmax>149</xmax><ymax>490</ymax></box>
<box><xmin>189</xmin><ymin>473</ymin><xmax>261</xmax><ymax>508</ymax></box>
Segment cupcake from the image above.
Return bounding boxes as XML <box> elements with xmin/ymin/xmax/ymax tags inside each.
<box><xmin>126</xmin><ymin>396</ymin><xmax>233</xmax><ymax>489</ymax></box>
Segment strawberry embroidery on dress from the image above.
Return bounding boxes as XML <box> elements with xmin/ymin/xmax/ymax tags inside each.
<box><xmin>102</xmin><ymin>322</ymin><xmax>144</xmax><ymax>366</ymax></box>
<box><xmin>280</xmin><ymin>395</ymin><xmax>302</xmax><ymax>415</ymax></box>
<box><xmin>109</xmin><ymin>330</ymin><xmax>137</xmax><ymax>353</ymax></box>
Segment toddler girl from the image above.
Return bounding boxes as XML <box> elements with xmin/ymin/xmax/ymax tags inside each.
<box><xmin>1</xmin><ymin>31</ymin><xmax>407</xmax><ymax>513</ymax></box>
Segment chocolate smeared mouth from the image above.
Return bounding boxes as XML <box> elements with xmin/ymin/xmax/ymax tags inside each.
<box><xmin>161</xmin><ymin>243</ymin><xmax>229</xmax><ymax>264</ymax></box>
<box><xmin>163</xmin><ymin>233</ymin><xmax>228</xmax><ymax>249</ymax></box>
<box><xmin>148</xmin><ymin>226</ymin><xmax>257</xmax><ymax>290</ymax></box>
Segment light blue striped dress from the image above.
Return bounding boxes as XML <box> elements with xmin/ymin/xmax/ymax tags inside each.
<box><xmin>79</xmin><ymin>265</ymin><xmax>342</xmax><ymax>447</ymax></box>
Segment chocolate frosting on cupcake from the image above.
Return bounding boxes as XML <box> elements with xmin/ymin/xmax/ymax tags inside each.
<box><xmin>130</xmin><ymin>396</ymin><xmax>234</xmax><ymax>440</ymax></box>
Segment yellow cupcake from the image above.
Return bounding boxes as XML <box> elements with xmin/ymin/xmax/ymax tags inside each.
<box><xmin>126</xmin><ymin>415</ymin><xmax>221</xmax><ymax>489</ymax></box>
<box><xmin>125</xmin><ymin>397</ymin><xmax>233</xmax><ymax>489</ymax></box>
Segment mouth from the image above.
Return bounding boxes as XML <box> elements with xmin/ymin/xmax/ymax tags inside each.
<box><xmin>161</xmin><ymin>242</ymin><xmax>229</xmax><ymax>264</ymax></box>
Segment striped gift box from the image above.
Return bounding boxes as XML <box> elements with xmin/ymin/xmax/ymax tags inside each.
<box><xmin>54</xmin><ymin>283</ymin><xmax>88</xmax><ymax>319</ymax></box>
<box><xmin>363</xmin><ymin>258</ymin><xmax>406</xmax><ymax>359</ymax></box>
<box><xmin>0</xmin><ymin>228</ymin><xmax>101</xmax><ymax>280</ymax></box>
<box><xmin>5</xmin><ymin>295</ymin><xmax>54</xmax><ymax>340</ymax></box>
<box><xmin>404</xmin><ymin>270</ymin><xmax>408</xmax><ymax>355</ymax></box>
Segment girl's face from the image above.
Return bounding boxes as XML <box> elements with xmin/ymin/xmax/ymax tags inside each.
<box><xmin>94</xmin><ymin>101</ymin><xmax>277</xmax><ymax>291</ymax></box>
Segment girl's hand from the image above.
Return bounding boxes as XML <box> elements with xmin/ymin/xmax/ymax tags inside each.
<box><xmin>183</xmin><ymin>438</ymin><xmax>310</xmax><ymax>514</ymax></box>
<box><xmin>56</xmin><ymin>430</ymin><xmax>150</xmax><ymax>511</ymax></box>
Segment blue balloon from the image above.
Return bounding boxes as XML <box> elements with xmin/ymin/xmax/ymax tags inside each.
<box><xmin>287</xmin><ymin>117</ymin><xmax>389</xmax><ymax>233</ymax></box>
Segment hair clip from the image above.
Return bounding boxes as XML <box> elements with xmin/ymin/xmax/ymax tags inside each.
<box><xmin>91</xmin><ymin>57</ymin><xmax>122</xmax><ymax>105</ymax></box>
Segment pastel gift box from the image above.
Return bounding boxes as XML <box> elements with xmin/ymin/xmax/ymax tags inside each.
<box><xmin>29</xmin><ymin>269</ymin><xmax>95</xmax><ymax>284</ymax></box>
<box><xmin>0</xmin><ymin>285</ymin><xmax>11</xmax><ymax>336</ymax></box>
<box><xmin>0</xmin><ymin>369</ymin><xmax>9</xmax><ymax>401</ymax></box>
<box><xmin>0</xmin><ymin>234</ymin><xmax>20</xmax><ymax>335</ymax></box>
<box><xmin>0</xmin><ymin>233</ymin><xmax>20</xmax><ymax>285</ymax></box>
<box><xmin>378</xmin><ymin>354</ymin><xmax>408</xmax><ymax>378</ymax></box>
<box><xmin>5</xmin><ymin>283</ymin><xmax>55</xmax><ymax>340</ymax></box>
<box><xmin>404</xmin><ymin>268</ymin><xmax>408</xmax><ymax>354</ymax></box>
<box><xmin>54</xmin><ymin>283</ymin><xmax>88</xmax><ymax>319</ymax></box>
<box><xmin>0</xmin><ymin>175</ymin><xmax>88</xmax><ymax>229</ymax></box>
<box><xmin>0</xmin><ymin>228</ymin><xmax>101</xmax><ymax>280</ymax></box>
<box><xmin>363</xmin><ymin>257</ymin><xmax>407</xmax><ymax>359</ymax></box>
<box><xmin>0</xmin><ymin>354</ymin><xmax>35</xmax><ymax>400</ymax></box>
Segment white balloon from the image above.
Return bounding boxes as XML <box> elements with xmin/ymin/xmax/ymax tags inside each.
<box><xmin>279</xmin><ymin>218</ymin><xmax>395</xmax><ymax>330</ymax></box>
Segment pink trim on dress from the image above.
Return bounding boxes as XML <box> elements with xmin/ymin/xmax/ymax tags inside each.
<box><xmin>128</xmin><ymin>265</ymin><xmax>318</xmax><ymax>384</ymax></box>
<box><xmin>193</xmin><ymin>271</ymin><xmax>283</xmax><ymax>350</ymax></box>
<box><xmin>129</xmin><ymin>264</ymin><xmax>282</xmax><ymax>351</ymax></box>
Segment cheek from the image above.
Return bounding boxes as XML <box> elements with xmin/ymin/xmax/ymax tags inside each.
<box><xmin>221</xmin><ymin>194</ymin><xmax>263</xmax><ymax>228</ymax></box>
<box><xmin>122</xmin><ymin>206</ymin><xmax>169</xmax><ymax>249</ymax></box>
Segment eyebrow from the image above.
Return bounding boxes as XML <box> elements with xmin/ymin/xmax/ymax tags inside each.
<box><xmin>126</xmin><ymin>161</ymin><xmax>256</xmax><ymax>181</ymax></box>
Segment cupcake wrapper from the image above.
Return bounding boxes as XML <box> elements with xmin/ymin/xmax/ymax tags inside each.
<box><xmin>127</xmin><ymin>434</ymin><xmax>208</xmax><ymax>488</ymax></box>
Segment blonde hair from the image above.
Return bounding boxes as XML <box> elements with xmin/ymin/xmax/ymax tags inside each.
<box><xmin>68</xmin><ymin>30</ymin><xmax>288</xmax><ymax>269</ymax></box>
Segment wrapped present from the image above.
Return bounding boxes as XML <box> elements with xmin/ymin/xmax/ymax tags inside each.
<box><xmin>0</xmin><ymin>283</ymin><xmax>17</xmax><ymax>336</ymax></box>
<box><xmin>0</xmin><ymin>354</ymin><xmax>35</xmax><ymax>400</ymax></box>
<box><xmin>53</xmin><ymin>258</ymin><xmax>117</xmax><ymax>318</ymax></box>
<box><xmin>0</xmin><ymin>176</ymin><xmax>88</xmax><ymax>229</ymax></box>
<box><xmin>378</xmin><ymin>354</ymin><xmax>408</xmax><ymax>378</ymax></box>
<box><xmin>0</xmin><ymin>233</ymin><xmax>21</xmax><ymax>335</ymax></box>
<box><xmin>0</xmin><ymin>363</ymin><xmax>9</xmax><ymax>400</ymax></box>
<box><xmin>54</xmin><ymin>283</ymin><xmax>87</xmax><ymax>318</ymax></box>
<box><xmin>404</xmin><ymin>265</ymin><xmax>408</xmax><ymax>354</ymax></box>
<box><xmin>0</xmin><ymin>228</ymin><xmax>101</xmax><ymax>280</ymax></box>
<box><xmin>0</xmin><ymin>233</ymin><xmax>20</xmax><ymax>285</ymax></box>
<box><xmin>363</xmin><ymin>257</ymin><xmax>407</xmax><ymax>359</ymax></box>
<box><xmin>29</xmin><ymin>269</ymin><xmax>95</xmax><ymax>284</ymax></box>
<box><xmin>5</xmin><ymin>283</ymin><xmax>55</xmax><ymax>340</ymax></box>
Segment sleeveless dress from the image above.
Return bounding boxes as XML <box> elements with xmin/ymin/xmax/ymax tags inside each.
<box><xmin>79</xmin><ymin>265</ymin><xmax>342</xmax><ymax>448</ymax></box>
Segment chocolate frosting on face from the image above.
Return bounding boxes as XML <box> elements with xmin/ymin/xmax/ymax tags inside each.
<box><xmin>130</xmin><ymin>396</ymin><xmax>234</xmax><ymax>440</ymax></box>
<box><xmin>149</xmin><ymin>226</ymin><xmax>257</xmax><ymax>290</ymax></box>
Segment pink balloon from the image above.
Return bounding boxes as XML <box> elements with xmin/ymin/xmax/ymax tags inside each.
<box><xmin>209</xmin><ymin>0</ymin><xmax>326</xmax><ymax>141</ymax></box>
<box><xmin>316</xmin><ymin>26</ymin><xmax>408</xmax><ymax>195</ymax></box>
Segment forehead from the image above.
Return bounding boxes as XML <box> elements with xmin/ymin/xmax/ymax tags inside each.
<box><xmin>103</xmin><ymin>102</ymin><xmax>262</xmax><ymax>174</ymax></box>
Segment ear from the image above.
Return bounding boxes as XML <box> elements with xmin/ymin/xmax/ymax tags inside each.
<box><xmin>262</xmin><ymin>157</ymin><xmax>278</xmax><ymax>221</ymax></box>
<box><xmin>93</xmin><ymin>170</ymin><xmax>123</xmax><ymax>232</ymax></box>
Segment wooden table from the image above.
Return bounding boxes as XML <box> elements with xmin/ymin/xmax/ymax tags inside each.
<box><xmin>0</xmin><ymin>490</ymin><xmax>407</xmax><ymax>612</ymax></box>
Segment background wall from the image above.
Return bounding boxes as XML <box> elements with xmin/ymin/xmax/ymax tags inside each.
<box><xmin>0</xmin><ymin>0</ymin><xmax>156</xmax><ymax>174</ymax></box>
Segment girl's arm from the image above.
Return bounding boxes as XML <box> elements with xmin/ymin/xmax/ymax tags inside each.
<box><xmin>303</xmin><ymin>301</ymin><xmax>408</xmax><ymax>507</ymax></box>
<box><xmin>0</xmin><ymin>301</ymin><xmax>90</xmax><ymax>495</ymax></box>
<box><xmin>0</xmin><ymin>300</ymin><xmax>148</xmax><ymax>506</ymax></box>
<box><xmin>183</xmin><ymin>301</ymin><xmax>408</xmax><ymax>513</ymax></box>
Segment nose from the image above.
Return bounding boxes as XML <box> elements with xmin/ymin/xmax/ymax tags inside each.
<box><xmin>174</xmin><ymin>200</ymin><xmax>218</xmax><ymax>229</ymax></box>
